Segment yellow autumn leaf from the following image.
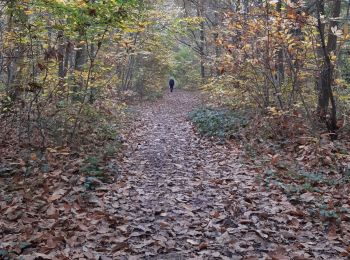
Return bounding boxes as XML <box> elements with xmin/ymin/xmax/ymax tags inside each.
<box><xmin>24</xmin><ymin>10</ymin><xmax>33</xmax><ymax>15</ymax></box>
<box><xmin>344</xmin><ymin>23</ymin><xmax>348</xmax><ymax>37</ymax></box>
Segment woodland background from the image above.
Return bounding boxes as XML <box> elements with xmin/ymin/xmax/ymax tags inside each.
<box><xmin>1</xmin><ymin>0</ymin><xmax>350</xmax><ymax>258</ymax></box>
<box><xmin>1</xmin><ymin>0</ymin><xmax>350</xmax><ymax>147</ymax></box>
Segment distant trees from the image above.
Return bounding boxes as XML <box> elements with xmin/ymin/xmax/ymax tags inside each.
<box><xmin>1</xmin><ymin>0</ymin><xmax>349</xmax><ymax>148</ymax></box>
<box><xmin>0</xmin><ymin>0</ymin><xmax>175</xmax><ymax>148</ymax></box>
<box><xmin>175</xmin><ymin>0</ymin><xmax>350</xmax><ymax>136</ymax></box>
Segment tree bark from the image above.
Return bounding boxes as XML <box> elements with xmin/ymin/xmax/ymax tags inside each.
<box><xmin>316</xmin><ymin>0</ymin><xmax>340</xmax><ymax>136</ymax></box>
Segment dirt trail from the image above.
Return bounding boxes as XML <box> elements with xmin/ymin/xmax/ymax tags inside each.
<box><xmin>1</xmin><ymin>91</ymin><xmax>347</xmax><ymax>259</ymax></box>
<box><xmin>105</xmin><ymin>91</ymin><xmax>344</xmax><ymax>259</ymax></box>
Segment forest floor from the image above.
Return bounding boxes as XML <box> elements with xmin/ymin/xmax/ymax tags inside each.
<box><xmin>1</xmin><ymin>90</ymin><xmax>349</xmax><ymax>259</ymax></box>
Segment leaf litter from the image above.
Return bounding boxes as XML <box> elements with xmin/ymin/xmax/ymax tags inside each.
<box><xmin>0</xmin><ymin>91</ymin><xmax>349</xmax><ymax>259</ymax></box>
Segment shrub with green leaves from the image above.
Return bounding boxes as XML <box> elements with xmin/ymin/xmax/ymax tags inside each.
<box><xmin>189</xmin><ymin>107</ymin><xmax>249</xmax><ymax>139</ymax></box>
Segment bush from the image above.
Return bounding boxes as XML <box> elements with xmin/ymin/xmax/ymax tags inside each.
<box><xmin>189</xmin><ymin>107</ymin><xmax>249</xmax><ymax>140</ymax></box>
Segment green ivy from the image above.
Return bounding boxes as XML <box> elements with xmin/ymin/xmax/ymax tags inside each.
<box><xmin>189</xmin><ymin>106</ymin><xmax>249</xmax><ymax>140</ymax></box>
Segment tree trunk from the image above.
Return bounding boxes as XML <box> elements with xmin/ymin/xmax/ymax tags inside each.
<box><xmin>72</xmin><ymin>31</ymin><xmax>87</xmax><ymax>101</ymax></box>
<box><xmin>316</xmin><ymin>0</ymin><xmax>340</xmax><ymax>136</ymax></box>
<box><xmin>276</xmin><ymin>0</ymin><xmax>284</xmax><ymax>86</ymax></box>
<box><xmin>58</xmin><ymin>30</ymin><xmax>66</xmax><ymax>79</ymax></box>
<box><xmin>198</xmin><ymin>2</ymin><xmax>205</xmax><ymax>79</ymax></box>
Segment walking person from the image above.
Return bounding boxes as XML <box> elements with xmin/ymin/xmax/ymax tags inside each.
<box><xmin>169</xmin><ymin>78</ymin><xmax>175</xmax><ymax>93</ymax></box>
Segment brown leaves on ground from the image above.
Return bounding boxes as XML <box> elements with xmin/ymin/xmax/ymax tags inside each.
<box><xmin>240</xmin><ymin>111</ymin><xmax>350</xmax><ymax>245</ymax></box>
<box><xmin>1</xmin><ymin>91</ymin><xmax>349</xmax><ymax>259</ymax></box>
<box><xmin>0</xmin><ymin>149</ymin><xmax>125</xmax><ymax>259</ymax></box>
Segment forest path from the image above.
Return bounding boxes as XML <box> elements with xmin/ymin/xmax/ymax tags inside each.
<box><xmin>0</xmin><ymin>90</ymin><xmax>344</xmax><ymax>259</ymax></box>
<box><xmin>105</xmin><ymin>90</ymin><xmax>340</xmax><ymax>259</ymax></box>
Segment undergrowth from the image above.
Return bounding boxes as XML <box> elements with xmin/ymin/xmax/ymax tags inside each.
<box><xmin>189</xmin><ymin>106</ymin><xmax>249</xmax><ymax>140</ymax></box>
<box><xmin>190</xmin><ymin>104</ymin><xmax>350</xmax><ymax>224</ymax></box>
